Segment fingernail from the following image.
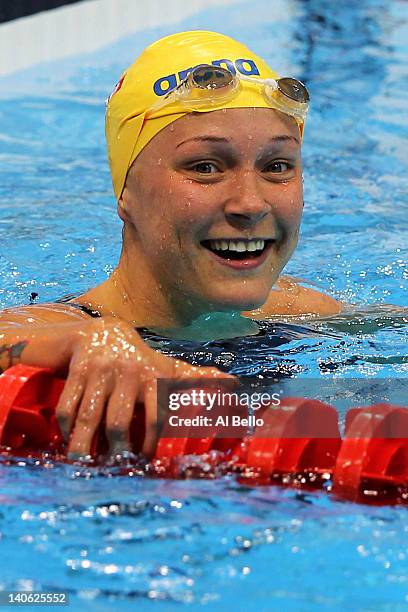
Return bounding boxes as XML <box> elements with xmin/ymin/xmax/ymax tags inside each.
<box><xmin>67</xmin><ymin>452</ymin><xmax>93</xmax><ymax>464</ymax></box>
<box><xmin>110</xmin><ymin>442</ymin><xmax>131</xmax><ymax>456</ymax></box>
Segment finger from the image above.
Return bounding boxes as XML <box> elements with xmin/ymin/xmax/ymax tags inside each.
<box><xmin>68</xmin><ymin>376</ymin><xmax>110</xmax><ymax>459</ymax></box>
<box><xmin>164</xmin><ymin>364</ymin><xmax>239</xmax><ymax>417</ymax></box>
<box><xmin>168</xmin><ymin>357</ymin><xmax>236</xmax><ymax>381</ymax></box>
<box><xmin>105</xmin><ymin>376</ymin><xmax>140</xmax><ymax>455</ymax></box>
<box><xmin>55</xmin><ymin>368</ymin><xmax>86</xmax><ymax>442</ymax></box>
<box><xmin>170</xmin><ymin>360</ymin><xmax>238</xmax><ymax>390</ymax></box>
<box><xmin>142</xmin><ymin>378</ymin><xmax>158</xmax><ymax>458</ymax></box>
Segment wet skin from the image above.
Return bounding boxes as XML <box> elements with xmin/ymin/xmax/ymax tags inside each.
<box><xmin>85</xmin><ymin>107</ymin><xmax>308</xmax><ymax>330</ymax></box>
<box><xmin>0</xmin><ymin>107</ymin><xmax>340</xmax><ymax>459</ymax></box>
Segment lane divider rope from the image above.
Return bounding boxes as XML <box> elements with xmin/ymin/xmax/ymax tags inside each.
<box><xmin>1</xmin><ymin>364</ymin><xmax>407</xmax><ymax>505</ymax></box>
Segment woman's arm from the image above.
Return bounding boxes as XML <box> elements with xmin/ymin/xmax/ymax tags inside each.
<box><xmin>0</xmin><ymin>304</ymin><xmax>91</xmax><ymax>373</ymax></box>
<box><xmin>0</xmin><ymin>306</ymin><xmax>229</xmax><ymax>458</ymax></box>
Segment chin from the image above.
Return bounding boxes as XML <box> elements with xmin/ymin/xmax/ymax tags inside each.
<box><xmin>208</xmin><ymin>289</ymin><xmax>269</xmax><ymax>313</ymax></box>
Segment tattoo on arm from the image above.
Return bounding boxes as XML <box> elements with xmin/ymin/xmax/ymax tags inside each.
<box><xmin>0</xmin><ymin>341</ymin><xmax>29</xmax><ymax>374</ymax></box>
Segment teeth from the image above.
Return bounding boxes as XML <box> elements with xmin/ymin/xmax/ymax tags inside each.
<box><xmin>208</xmin><ymin>239</ymin><xmax>266</xmax><ymax>252</ymax></box>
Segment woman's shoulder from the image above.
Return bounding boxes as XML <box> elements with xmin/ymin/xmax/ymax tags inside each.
<box><xmin>0</xmin><ymin>293</ymin><xmax>98</xmax><ymax>326</ymax></box>
<box><xmin>244</xmin><ymin>276</ymin><xmax>342</xmax><ymax>319</ymax></box>
<box><xmin>0</xmin><ymin>302</ymin><xmax>94</xmax><ymax>326</ymax></box>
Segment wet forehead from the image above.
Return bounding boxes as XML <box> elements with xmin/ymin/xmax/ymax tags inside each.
<box><xmin>153</xmin><ymin>107</ymin><xmax>301</xmax><ymax>153</ymax></box>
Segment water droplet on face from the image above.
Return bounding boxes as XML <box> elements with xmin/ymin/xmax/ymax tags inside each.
<box><xmin>169</xmin><ymin>123</ymin><xmax>175</xmax><ymax>132</ymax></box>
<box><xmin>157</xmin><ymin>158</ymin><xmax>162</xmax><ymax>166</ymax></box>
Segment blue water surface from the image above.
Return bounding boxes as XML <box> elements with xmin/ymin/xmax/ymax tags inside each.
<box><xmin>0</xmin><ymin>0</ymin><xmax>407</xmax><ymax>609</ymax></box>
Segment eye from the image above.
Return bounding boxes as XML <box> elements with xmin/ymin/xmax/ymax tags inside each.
<box><xmin>190</xmin><ymin>161</ymin><xmax>220</xmax><ymax>174</ymax></box>
<box><xmin>264</xmin><ymin>160</ymin><xmax>293</xmax><ymax>173</ymax></box>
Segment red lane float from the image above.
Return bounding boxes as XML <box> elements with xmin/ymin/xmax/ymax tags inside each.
<box><xmin>1</xmin><ymin>365</ymin><xmax>408</xmax><ymax>505</ymax></box>
<box><xmin>0</xmin><ymin>364</ymin><xmax>145</xmax><ymax>457</ymax></box>
<box><xmin>0</xmin><ymin>365</ymin><xmax>65</xmax><ymax>454</ymax></box>
<box><xmin>243</xmin><ymin>398</ymin><xmax>341</xmax><ymax>480</ymax></box>
<box><xmin>333</xmin><ymin>404</ymin><xmax>408</xmax><ymax>503</ymax></box>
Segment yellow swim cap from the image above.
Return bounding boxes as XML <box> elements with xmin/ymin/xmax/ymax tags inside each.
<box><xmin>106</xmin><ymin>31</ymin><xmax>292</xmax><ymax>200</ymax></box>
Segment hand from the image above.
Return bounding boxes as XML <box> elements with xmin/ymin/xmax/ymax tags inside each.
<box><xmin>55</xmin><ymin>317</ymin><xmax>232</xmax><ymax>459</ymax></box>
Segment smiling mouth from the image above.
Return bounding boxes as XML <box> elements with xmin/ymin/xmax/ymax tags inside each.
<box><xmin>201</xmin><ymin>238</ymin><xmax>274</xmax><ymax>260</ymax></box>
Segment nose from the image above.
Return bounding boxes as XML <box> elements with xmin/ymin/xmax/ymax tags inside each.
<box><xmin>224</xmin><ymin>170</ymin><xmax>271</xmax><ymax>229</ymax></box>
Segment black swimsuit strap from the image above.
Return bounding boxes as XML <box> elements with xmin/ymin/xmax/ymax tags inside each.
<box><xmin>67</xmin><ymin>302</ymin><xmax>102</xmax><ymax>318</ymax></box>
<box><xmin>54</xmin><ymin>294</ymin><xmax>153</xmax><ymax>337</ymax></box>
<box><xmin>55</xmin><ymin>294</ymin><xmax>102</xmax><ymax>318</ymax></box>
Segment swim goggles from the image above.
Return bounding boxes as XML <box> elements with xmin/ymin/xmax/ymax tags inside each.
<box><xmin>147</xmin><ymin>65</ymin><xmax>309</xmax><ymax>124</ymax></box>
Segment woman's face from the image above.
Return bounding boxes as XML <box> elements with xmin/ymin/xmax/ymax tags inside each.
<box><xmin>120</xmin><ymin>107</ymin><xmax>303</xmax><ymax>314</ymax></box>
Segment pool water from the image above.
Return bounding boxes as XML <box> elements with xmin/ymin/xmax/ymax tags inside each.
<box><xmin>0</xmin><ymin>0</ymin><xmax>407</xmax><ymax>609</ymax></box>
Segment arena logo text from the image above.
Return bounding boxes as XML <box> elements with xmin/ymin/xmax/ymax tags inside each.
<box><xmin>153</xmin><ymin>58</ymin><xmax>260</xmax><ymax>96</ymax></box>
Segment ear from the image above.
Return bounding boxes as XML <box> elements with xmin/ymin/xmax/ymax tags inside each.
<box><xmin>117</xmin><ymin>187</ymin><xmax>132</xmax><ymax>223</ymax></box>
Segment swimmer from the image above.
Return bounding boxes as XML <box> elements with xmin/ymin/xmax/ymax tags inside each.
<box><xmin>0</xmin><ymin>31</ymin><xmax>341</xmax><ymax>458</ymax></box>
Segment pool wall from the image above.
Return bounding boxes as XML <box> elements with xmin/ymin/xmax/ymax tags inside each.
<box><xmin>0</xmin><ymin>0</ymin><xmax>244</xmax><ymax>77</ymax></box>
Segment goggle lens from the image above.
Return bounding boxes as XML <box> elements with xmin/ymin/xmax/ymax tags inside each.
<box><xmin>191</xmin><ymin>66</ymin><xmax>235</xmax><ymax>90</ymax></box>
<box><xmin>277</xmin><ymin>77</ymin><xmax>309</xmax><ymax>104</ymax></box>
